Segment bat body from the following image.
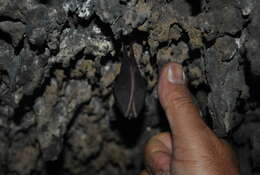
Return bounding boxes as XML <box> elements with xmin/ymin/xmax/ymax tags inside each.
<box><xmin>114</xmin><ymin>43</ymin><xmax>147</xmax><ymax>119</ymax></box>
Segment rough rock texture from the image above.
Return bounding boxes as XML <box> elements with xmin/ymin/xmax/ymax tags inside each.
<box><xmin>0</xmin><ymin>0</ymin><xmax>259</xmax><ymax>175</ymax></box>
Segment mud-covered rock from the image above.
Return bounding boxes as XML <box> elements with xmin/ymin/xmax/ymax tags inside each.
<box><xmin>95</xmin><ymin>0</ymin><xmax>149</xmax><ymax>37</ymax></box>
<box><xmin>50</xmin><ymin>26</ymin><xmax>113</xmax><ymax>66</ymax></box>
<box><xmin>205</xmin><ymin>36</ymin><xmax>248</xmax><ymax>134</ymax></box>
<box><xmin>199</xmin><ymin>0</ymin><xmax>244</xmax><ymax>40</ymax></box>
<box><xmin>0</xmin><ymin>21</ymin><xmax>25</xmax><ymax>47</ymax></box>
<box><xmin>33</xmin><ymin>79</ymin><xmax>92</xmax><ymax>161</ymax></box>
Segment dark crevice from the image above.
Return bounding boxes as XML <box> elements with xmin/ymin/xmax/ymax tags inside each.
<box><xmin>202</xmin><ymin>37</ymin><xmax>216</xmax><ymax>49</ymax></box>
<box><xmin>110</xmin><ymin>106</ymin><xmax>145</xmax><ymax>147</ymax></box>
<box><xmin>156</xmin><ymin>41</ymin><xmax>170</xmax><ymax>51</ymax></box>
<box><xmin>122</xmin><ymin>29</ymin><xmax>149</xmax><ymax>45</ymax></box>
<box><xmin>14</xmin><ymin>38</ymin><xmax>25</xmax><ymax>55</ymax></box>
<box><xmin>94</xmin><ymin>14</ymin><xmax>115</xmax><ymax>41</ymax></box>
<box><xmin>77</xmin><ymin>14</ymin><xmax>96</xmax><ymax>28</ymax></box>
<box><xmin>170</xmin><ymin>23</ymin><xmax>189</xmax><ymax>44</ymax></box>
<box><xmin>65</xmin><ymin>49</ymin><xmax>85</xmax><ymax>78</ymax></box>
<box><xmin>45</xmin><ymin>149</ymin><xmax>64</xmax><ymax>175</ymax></box>
<box><xmin>12</xmin><ymin>86</ymin><xmax>47</xmax><ymax>124</ymax></box>
<box><xmin>243</xmin><ymin>49</ymin><xmax>260</xmax><ymax>109</ymax></box>
<box><xmin>189</xmin><ymin>48</ymin><xmax>202</xmax><ymax>59</ymax></box>
<box><xmin>225</xmin><ymin>30</ymin><xmax>242</xmax><ymax>38</ymax></box>
<box><xmin>37</xmin><ymin>0</ymin><xmax>63</xmax><ymax>7</ymax></box>
<box><xmin>0</xmin><ymin>16</ymin><xmax>25</xmax><ymax>24</ymax></box>
<box><xmin>0</xmin><ymin>30</ymin><xmax>12</xmax><ymax>45</ymax></box>
<box><xmin>236</xmin><ymin>95</ymin><xmax>247</xmax><ymax>114</ymax></box>
<box><xmin>179</xmin><ymin>29</ymin><xmax>191</xmax><ymax>47</ymax></box>
<box><xmin>149</xmin><ymin>53</ymin><xmax>157</xmax><ymax>66</ymax></box>
<box><xmin>100</xmin><ymin>53</ymin><xmax>117</xmax><ymax>66</ymax></box>
<box><xmin>119</xmin><ymin>0</ymin><xmax>128</xmax><ymax>6</ymax></box>
<box><xmin>242</xmin><ymin>19</ymin><xmax>252</xmax><ymax>29</ymax></box>
<box><xmin>66</xmin><ymin>11</ymin><xmax>78</xmax><ymax>29</ymax></box>
<box><xmin>185</xmin><ymin>0</ymin><xmax>202</xmax><ymax>16</ymax></box>
<box><xmin>37</xmin><ymin>0</ymin><xmax>50</xmax><ymax>4</ymax></box>
<box><xmin>28</xmin><ymin>40</ymin><xmax>48</xmax><ymax>55</ymax></box>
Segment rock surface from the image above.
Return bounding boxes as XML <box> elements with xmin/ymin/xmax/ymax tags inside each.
<box><xmin>0</xmin><ymin>0</ymin><xmax>259</xmax><ymax>175</ymax></box>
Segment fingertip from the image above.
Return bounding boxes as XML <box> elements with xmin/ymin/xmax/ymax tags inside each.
<box><xmin>146</xmin><ymin>151</ymin><xmax>171</xmax><ymax>175</ymax></box>
<box><xmin>144</xmin><ymin>132</ymin><xmax>172</xmax><ymax>156</ymax></box>
<box><xmin>158</xmin><ymin>62</ymin><xmax>188</xmax><ymax>111</ymax></box>
<box><xmin>158</xmin><ymin>62</ymin><xmax>209</xmax><ymax>140</ymax></box>
<box><xmin>144</xmin><ymin>133</ymin><xmax>172</xmax><ymax>175</ymax></box>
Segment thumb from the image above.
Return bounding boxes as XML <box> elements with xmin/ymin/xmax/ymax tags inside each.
<box><xmin>158</xmin><ymin>63</ymin><xmax>221</xmax><ymax>158</ymax></box>
<box><xmin>157</xmin><ymin>63</ymin><xmax>240</xmax><ymax>175</ymax></box>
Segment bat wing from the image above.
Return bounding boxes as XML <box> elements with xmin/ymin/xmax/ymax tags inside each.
<box><xmin>114</xmin><ymin>44</ymin><xmax>146</xmax><ymax>119</ymax></box>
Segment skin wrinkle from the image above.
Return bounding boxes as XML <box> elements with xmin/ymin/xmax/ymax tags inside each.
<box><xmin>165</xmin><ymin>96</ymin><xmax>193</xmax><ymax>114</ymax></box>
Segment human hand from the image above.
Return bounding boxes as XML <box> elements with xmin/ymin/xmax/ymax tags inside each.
<box><xmin>141</xmin><ymin>63</ymin><xmax>240</xmax><ymax>175</ymax></box>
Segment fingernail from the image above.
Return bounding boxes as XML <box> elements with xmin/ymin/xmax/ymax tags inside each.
<box><xmin>167</xmin><ymin>63</ymin><xmax>185</xmax><ymax>84</ymax></box>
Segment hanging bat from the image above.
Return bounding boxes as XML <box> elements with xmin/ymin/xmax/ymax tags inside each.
<box><xmin>114</xmin><ymin>43</ymin><xmax>147</xmax><ymax>119</ymax></box>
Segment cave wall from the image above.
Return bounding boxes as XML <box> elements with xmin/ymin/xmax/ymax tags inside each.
<box><xmin>0</xmin><ymin>0</ymin><xmax>259</xmax><ymax>174</ymax></box>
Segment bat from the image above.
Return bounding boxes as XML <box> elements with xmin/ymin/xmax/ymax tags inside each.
<box><xmin>114</xmin><ymin>43</ymin><xmax>147</xmax><ymax>119</ymax></box>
